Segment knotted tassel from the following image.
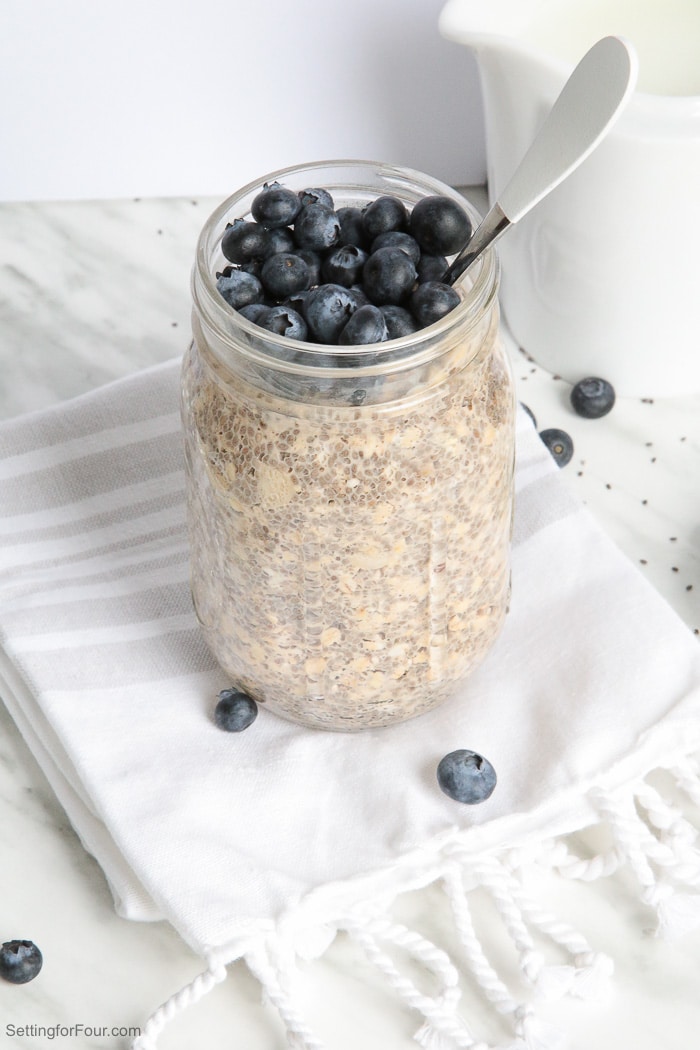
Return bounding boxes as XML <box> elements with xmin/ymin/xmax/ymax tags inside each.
<box><xmin>513</xmin><ymin>1006</ymin><xmax>566</xmax><ymax>1050</ymax></box>
<box><xmin>569</xmin><ymin>951</ymin><xmax>614</xmax><ymax>999</ymax></box>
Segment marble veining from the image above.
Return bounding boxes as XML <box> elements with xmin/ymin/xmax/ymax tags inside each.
<box><xmin>0</xmin><ymin>197</ymin><xmax>218</xmax><ymax>416</ymax></box>
<box><xmin>0</xmin><ymin>191</ymin><xmax>698</xmax><ymax>1050</ymax></box>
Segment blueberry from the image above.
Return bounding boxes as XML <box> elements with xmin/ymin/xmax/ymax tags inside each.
<box><xmin>539</xmin><ymin>428</ymin><xmax>574</xmax><ymax>467</ymax></box>
<box><xmin>257</xmin><ymin>305</ymin><xmax>308</xmax><ymax>341</ymax></box>
<box><xmin>216</xmin><ymin>269</ymin><xmax>264</xmax><ymax>310</ymax></box>
<box><xmin>304</xmin><ymin>284</ymin><xmax>357</xmax><ymax>343</ymax></box>
<box><xmin>322</xmin><ymin>244</ymin><xmax>368</xmax><ymax>287</ymax></box>
<box><xmin>409</xmin><ymin>196</ymin><xmax>472</xmax><ymax>256</ymax></box>
<box><xmin>238</xmin><ymin>302</ymin><xmax>271</xmax><ymax>324</ymax></box>
<box><xmin>282</xmin><ymin>288</ymin><xmax>313</xmax><ymax>317</ymax></box>
<box><xmin>339</xmin><ymin>304</ymin><xmax>389</xmax><ymax>346</ymax></box>
<box><xmin>361</xmin><ymin>195</ymin><xmax>408</xmax><ymax>239</ymax></box>
<box><xmin>437</xmin><ymin>749</ymin><xmax>497</xmax><ymax>804</ymax></box>
<box><xmin>410</xmin><ymin>281</ymin><xmax>460</xmax><ymax>327</ymax></box>
<box><xmin>362</xmin><ymin>246</ymin><xmax>417</xmax><ymax>305</ymax></box>
<box><xmin>371</xmin><ymin>230</ymin><xmax>421</xmax><ymax>266</ymax></box>
<box><xmin>379</xmin><ymin>304</ymin><xmax>418</xmax><ymax>339</ymax></box>
<box><xmin>262</xmin><ymin>226</ymin><xmax>296</xmax><ymax>258</ymax></box>
<box><xmin>221</xmin><ymin>219</ymin><xmax>269</xmax><ymax>264</ymax></box>
<box><xmin>294</xmin><ymin>203</ymin><xmax>341</xmax><ymax>251</ymax></box>
<box><xmin>251</xmin><ymin>181</ymin><xmax>301</xmax><ymax>228</ymax></box>
<box><xmin>520</xmin><ymin>402</ymin><xmax>537</xmax><ymax>428</ymax></box>
<box><xmin>336</xmin><ymin>206</ymin><xmax>369</xmax><ymax>248</ymax></box>
<box><xmin>260</xmin><ymin>252</ymin><xmax>311</xmax><ymax>299</ymax></box>
<box><xmin>570</xmin><ymin>376</ymin><xmax>616</xmax><ymax>419</ymax></box>
<box><xmin>294</xmin><ymin>248</ymin><xmax>323</xmax><ymax>286</ymax></box>
<box><xmin>214</xmin><ymin>689</ymin><xmax>258</xmax><ymax>732</ymax></box>
<box><xmin>348</xmin><ymin>285</ymin><xmax>372</xmax><ymax>309</ymax></box>
<box><xmin>416</xmin><ymin>253</ymin><xmax>449</xmax><ymax>284</ymax></box>
<box><xmin>239</xmin><ymin>258</ymin><xmax>264</xmax><ymax>278</ymax></box>
<box><xmin>299</xmin><ymin>187</ymin><xmax>334</xmax><ymax>210</ymax></box>
<box><xmin>0</xmin><ymin>940</ymin><xmax>43</xmax><ymax>984</ymax></box>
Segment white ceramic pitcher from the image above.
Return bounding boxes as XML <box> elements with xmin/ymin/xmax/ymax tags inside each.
<box><xmin>440</xmin><ymin>0</ymin><xmax>700</xmax><ymax>396</ymax></box>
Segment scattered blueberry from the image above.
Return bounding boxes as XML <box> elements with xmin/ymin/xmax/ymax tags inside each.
<box><xmin>362</xmin><ymin>246</ymin><xmax>417</xmax><ymax>305</ymax></box>
<box><xmin>294</xmin><ymin>203</ymin><xmax>341</xmax><ymax>251</ymax></box>
<box><xmin>361</xmin><ymin>195</ymin><xmax>408</xmax><ymax>239</ymax></box>
<box><xmin>339</xmin><ymin>304</ymin><xmax>388</xmax><ymax>345</ymax></box>
<box><xmin>410</xmin><ymin>281</ymin><xmax>460</xmax><ymax>327</ymax></box>
<box><xmin>409</xmin><ymin>195</ymin><xmax>472</xmax><ymax>255</ymax></box>
<box><xmin>520</xmin><ymin>402</ymin><xmax>537</xmax><ymax>428</ymax></box>
<box><xmin>214</xmin><ymin>689</ymin><xmax>258</xmax><ymax>732</ymax></box>
<box><xmin>539</xmin><ymin>427</ymin><xmax>574</xmax><ymax>467</ymax></box>
<box><xmin>436</xmin><ymin>749</ymin><xmax>497</xmax><ymax>804</ymax></box>
<box><xmin>570</xmin><ymin>376</ymin><xmax>616</xmax><ymax>418</ymax></box>
<box><xmin>0</xmin><ymin>940</ymin><xmax>43</xmax><ymax>984</ymax></box>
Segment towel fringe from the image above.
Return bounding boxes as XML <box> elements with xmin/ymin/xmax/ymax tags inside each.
<box><xmin>245</xmin><ymin>939</ymin><xmax>328</xmax><ymax>1050</ymax></box>
<box><xmin>131</xmin><ymin>955</ymin><xmax>229</xmax><ymax>1050</ymax></box>
<box><xmin>586</xmin><ymin>767</ymin><xmax>700</xmax><ymax>938</ymax></box>
<box><xmin>343</xmin><ymin>916</ymin><xmax>476</xmax><ymax>1049</ymax></box>
<box><xmin>131</xmin><ymin>754</ymin><xmax>700</xmax><ymax>1050</ymax></box>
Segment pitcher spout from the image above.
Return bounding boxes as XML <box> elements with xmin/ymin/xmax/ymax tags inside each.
<box><xmin>439</xmin><ymin>0</ymin><xmax>543</xmax><ymax>49</ymax></box>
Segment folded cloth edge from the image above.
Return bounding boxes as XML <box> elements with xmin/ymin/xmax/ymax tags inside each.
<box><xmin>130</xmin><ymin>735</ymin><xmax>700</xmax><ymax>1050</ymax></box>
<box><xmin>0</xmin><ymin>650</ymin><xmax>162</xmax><ymax>922</ymax></box>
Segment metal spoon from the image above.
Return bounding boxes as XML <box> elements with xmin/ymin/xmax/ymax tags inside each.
<box><xmin>443</xmin><ymin>35</ymin><xmax>638</xmax><ymax>286</ymax></box>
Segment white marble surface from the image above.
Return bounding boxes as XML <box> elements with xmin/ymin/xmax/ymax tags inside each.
<box><xmin>0</xmin><ymin>190</ymin><xmax>698</xmax><ymax>1050</ymax></box>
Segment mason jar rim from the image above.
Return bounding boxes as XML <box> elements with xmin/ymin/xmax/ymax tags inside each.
<box><xmin>191</xmin><ymin>158</ymin><xmax>499</xmax><ymax>378</ymax></box>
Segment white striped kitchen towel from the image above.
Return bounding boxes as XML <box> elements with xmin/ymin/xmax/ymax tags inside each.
<box><xmin>0</xmin><ymin>354</ymin><xmax>699</xmax><ymax>1050</ymax></box>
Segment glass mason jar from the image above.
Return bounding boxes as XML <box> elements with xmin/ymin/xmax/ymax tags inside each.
<box><xmin>183</xmin><ymin>160</ymin><xmax>515</xmax><ymax>731</ymax></box>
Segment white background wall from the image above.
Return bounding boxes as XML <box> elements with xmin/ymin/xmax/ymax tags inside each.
<box><xmin>0</xmin><ymin>0</ymin><xmax>486</xmax><ymax>202</ymax></box>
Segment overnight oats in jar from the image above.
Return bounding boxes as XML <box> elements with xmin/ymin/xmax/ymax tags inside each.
<box><xmin>183</xmin><ymin>160</ymin><xmax>515</xmax><ymax>731</ymax></box>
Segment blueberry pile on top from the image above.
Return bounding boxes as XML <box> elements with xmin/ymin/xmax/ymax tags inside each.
<box><xmin>215</xmin><ymin>183</ymin><xmax>473</xmax><ymax>347</ymax></box>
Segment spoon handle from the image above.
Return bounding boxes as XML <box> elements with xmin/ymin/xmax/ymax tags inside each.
<box><xmin>444</xmin><ymin>35</ymin><xmax>638</xmax><ymax>285</ymax></box>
